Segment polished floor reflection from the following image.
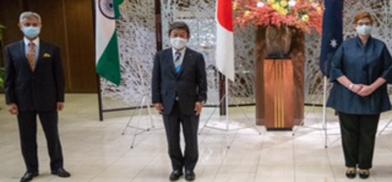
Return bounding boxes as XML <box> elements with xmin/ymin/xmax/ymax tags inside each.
<box><xmin>1</xmin><ymin>94</ymin><xmax>392</xmax><ymax>182</ymax></box>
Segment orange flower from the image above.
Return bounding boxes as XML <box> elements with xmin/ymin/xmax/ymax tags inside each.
<box><xmin>234</xmin><ymin>0</ymin><xmax>323</xmax><ymax>34</ymax></box>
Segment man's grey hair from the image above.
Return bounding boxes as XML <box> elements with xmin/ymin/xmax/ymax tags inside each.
<box><xmin>19</xmin><ymin>11</ymin><xmax>41</xmax><ymax>23</ymax></box>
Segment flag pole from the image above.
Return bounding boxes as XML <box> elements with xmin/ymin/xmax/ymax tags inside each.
<box><xmin>225</xmin><ymin>76</ymin><xmax>231</xmax><ymax>149</ymax></box>
<box><xmin>225</xmin><ymin>77</ymin><xmax>229</xmax><ymax>128</ymax></box>
<box><xmin>322</xmin><ymin>76</ymin><xmax>328</xmax><ymax>148</ymax></box>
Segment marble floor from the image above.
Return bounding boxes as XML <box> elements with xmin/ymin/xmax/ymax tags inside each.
<box><xmin>1</xmin><ymin>94</ymin><xmax>392</xmax><ymax>182</ymax></box>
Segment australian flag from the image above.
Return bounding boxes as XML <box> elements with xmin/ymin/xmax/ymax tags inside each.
<box><xmin>320</xmin><ymin>0</ymin><xmax>344</xmax><ymax>76</ymax></box>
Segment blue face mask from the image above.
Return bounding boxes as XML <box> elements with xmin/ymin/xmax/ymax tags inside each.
<box><xmin>22</xmin><ymin>26</ymin><xmax>41</xmax><ymax>39</ymax></box>
<box><xmin>356</xmin><ymin>25</ymin><xmax>372</xmax><ymax>36</ymax></box>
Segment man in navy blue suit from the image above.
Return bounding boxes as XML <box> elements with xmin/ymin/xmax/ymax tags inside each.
<box><xmin>152</xmin><ymin>21</ymin><xmax>207</xmax><ymax>181</ymax></box>
<box><xmin>4</xmin><ymin>11</ymin><xmax>70</xmax><ymax>182</ymax></box>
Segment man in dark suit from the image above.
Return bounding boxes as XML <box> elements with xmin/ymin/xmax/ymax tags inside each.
<box><xmin>4</xmin><ymin>11</ymin><xmax>70</xmax><ymax>182</ymax></box>
<box><xmin>152</xmin><ymin>21</ymin><xmax>207</xmax><ymax>181</ymax></box>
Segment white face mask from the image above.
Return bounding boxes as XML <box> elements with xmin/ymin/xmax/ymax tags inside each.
<box><xmin>170</xmin><ymin>37</ymin><xmax>188</xmax><ymax>50</ymax></box>
<box><xmin>356</xmin><ymin>25</ymin><xmax>372</xmax><ymax>36</ymax></box>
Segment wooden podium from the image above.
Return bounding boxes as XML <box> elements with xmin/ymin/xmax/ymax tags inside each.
<box><xmin>262</xmin><ymin>59</ymin><xmax>296</xmax><ymax>130</ymax></box>
<box><xmin>255</xmin><ymin>28</ymin><xmax>304</xmax><ymax>131</ymax></box>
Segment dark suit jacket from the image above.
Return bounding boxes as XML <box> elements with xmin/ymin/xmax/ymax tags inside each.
<box><xmin>4</xmin><ymin>40</ymin><xmax>65</xmax><ymax>111</ymax></box>
<box><xmin>152</xmin><ymin>48</ymin><xmax>207</xmax><ymax>115</ymax></box>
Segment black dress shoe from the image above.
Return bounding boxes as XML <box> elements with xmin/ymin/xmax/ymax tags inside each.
<box><xmin>51</xmin><ymin>168</ymin><xmax>71</xmax><ymax>178</ymax></box>
<box><xmin>185</xmin><ymin>170</ymin><xmax>195</xmax><ymax>181</ymax></box>
<box><xmin>345</xmin><ymin>167</ymin><xmax>356</xmax><ymax>179</ymax></box>
<box><xmin>358</xmin><ymin>169</ymin><xmax>370</xmax><ymax>179</ymax></box>
<box><xmin>20</xmin><ymin>171</ymin><xmax>39</xmax><ymax>182</ymax></box>
<box><xmin>169</xmin><ymin>170</ymin><xmax>183</xmax><ymax>181</ymax></box>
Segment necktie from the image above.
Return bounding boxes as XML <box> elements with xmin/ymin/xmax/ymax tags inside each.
<box><xmin>27</xmin><ymin>42</ymin><xmax>37</xmax><ymax>71</ymax></box>
<box><xmin>174</xmin><ymin>51</ymin><xmax>182</xmax><ymax>74</ymax></box>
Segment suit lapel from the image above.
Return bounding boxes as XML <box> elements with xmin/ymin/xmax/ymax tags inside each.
<box><xmin>165</xmin><ymin>49</ymin><xmax>176</xmax><ymax>77</ymax></box>
<box><xmin>19</xmin><ymin>41</ymin><xmax>34</xmax><ymax>73</ymax></box>
<box><xmin>19</xmin><ymin>40</ymin><xmax>27</xmax><ymax>61</ymax></box>
<box><xmin>35</xmin><ymin>41</ymin><xmax>44</xmax><ymax>70</ymax></box>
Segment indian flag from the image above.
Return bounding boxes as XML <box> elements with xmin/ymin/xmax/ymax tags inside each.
<box><xmin>95</xmin><ymin>0</ymin><xmax>123</xmax><ymax>86</ymax></box>
<box><xmin>215</xmin><ymin>0</ymin><xmax>235</xmax><ymax>81</ymax></box>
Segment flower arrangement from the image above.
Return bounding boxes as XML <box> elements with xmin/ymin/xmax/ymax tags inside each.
<box><xmin>234</xmin><ymin>0</ymin><xmax>323</xmax><ymax>34</ymax></box>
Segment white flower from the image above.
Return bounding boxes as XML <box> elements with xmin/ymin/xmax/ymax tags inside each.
<box><xmin>257</xmin><ymin>2</ymin><xmax>265</xmax><ymax>8</ymax></box>
<box><xmin>288</xmin><ymin>0</ymin><xmax>296</xmax><ymax>7</ymax></box>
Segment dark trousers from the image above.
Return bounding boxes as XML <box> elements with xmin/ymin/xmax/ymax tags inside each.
<box><xmin>163</xmin><ymin>102</ymin><xmax>199</xmax><ymax>171</ymax></box>
<box><xmin>338</xmin><ymin>112</ymin><xmax>379</xmax><ymax>169</ymax></box>
<box><xmin>17</xmin><ymin>111</ymin><xmax>64</xmax><ymax>173</ymax></box>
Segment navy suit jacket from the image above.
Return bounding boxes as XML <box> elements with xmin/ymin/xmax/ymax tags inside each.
<box><xmin>152</xmin><ymin>48</ymin><xmax>207</xmax><ymax>115</ymax></box>
<box><xmin>327</xmin><ymin>36</ymin><xmax>392</xmax><ymax>114</ymax></box>
<box><xmin>4</xmin><ymin>40</ymin><xmax>65</xmax><ymax>111</ymax></box>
